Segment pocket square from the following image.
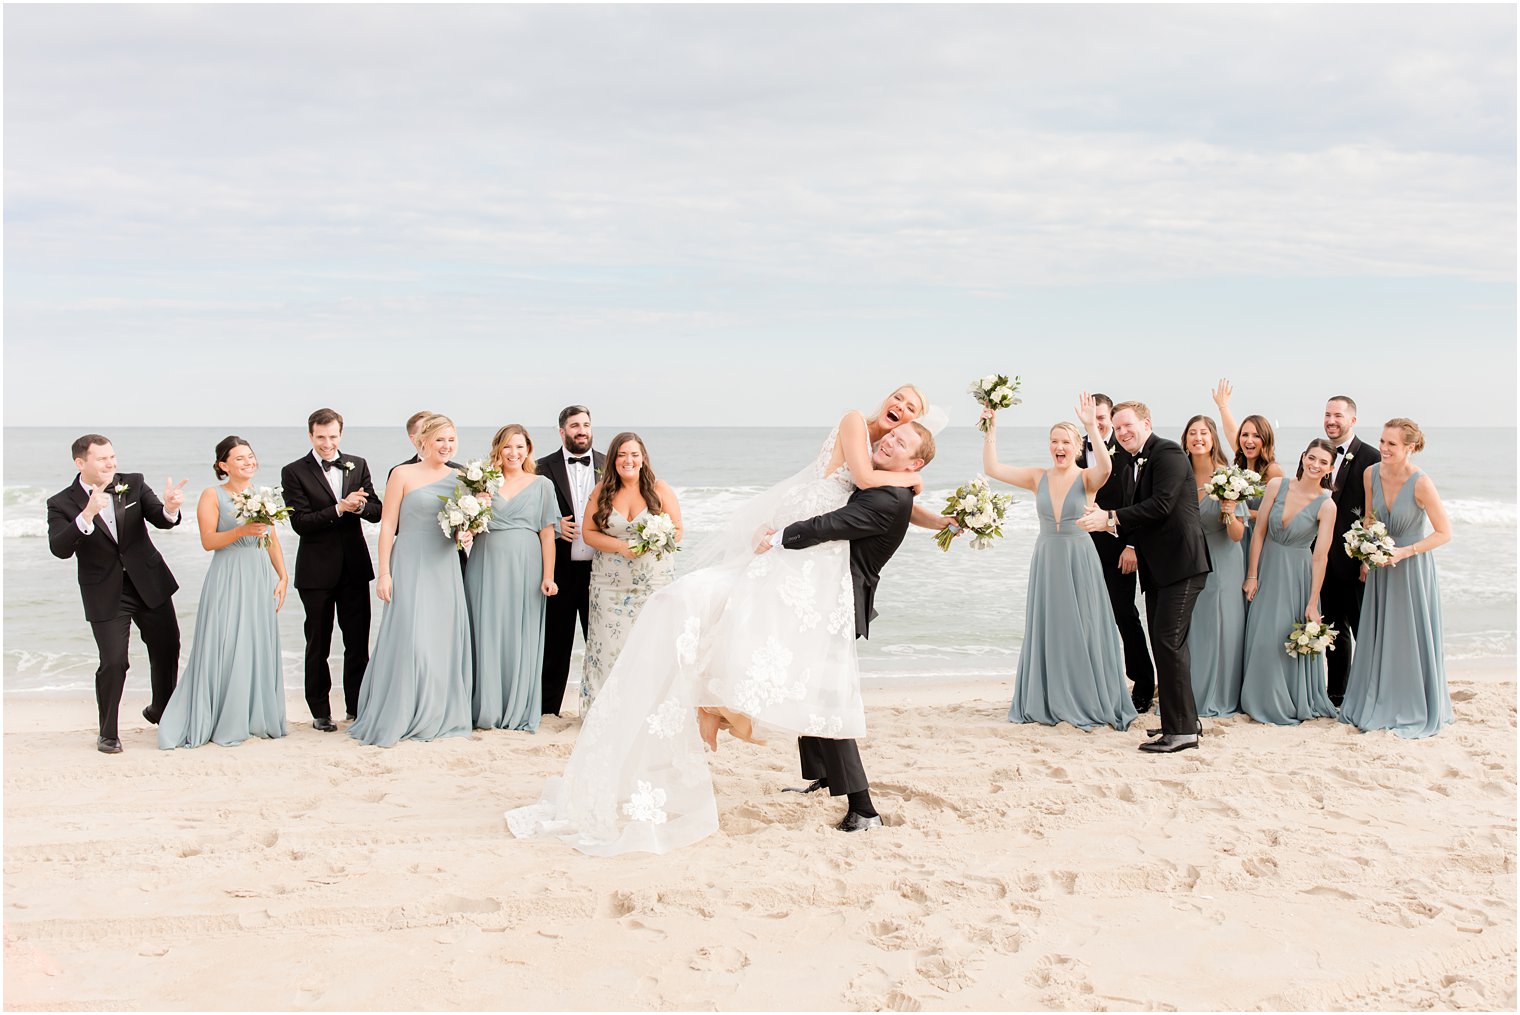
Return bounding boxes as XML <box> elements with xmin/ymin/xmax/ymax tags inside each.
<box><xmin>120</xmin><ymin>502</ymin><xmax>138</xmax><ymax>510</ymax></box>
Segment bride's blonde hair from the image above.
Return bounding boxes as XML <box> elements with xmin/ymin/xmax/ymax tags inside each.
<box><xmin>868</xmin><ymin>384</ymin><xmax>930</xmax><ymax>426</ymax></box>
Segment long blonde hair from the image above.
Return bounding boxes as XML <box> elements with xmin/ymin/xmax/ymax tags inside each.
<box><xmin>867</xmin><ymin>384</ymin><xmax>930</xmax><ymax>425</ymax></box>
<box><xmin>488</xmin><ymin>424</ymin><xmax>537</xmax><ymax>474</ymax></box>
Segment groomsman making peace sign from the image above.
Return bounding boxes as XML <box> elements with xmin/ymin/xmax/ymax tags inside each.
<box><xmin>46</xmin><ymin>435</ymin><xmax>187</xmax><ymax>753</ymax></box>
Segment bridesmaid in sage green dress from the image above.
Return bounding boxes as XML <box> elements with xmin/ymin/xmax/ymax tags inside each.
<box><xmin>159</xmin><ymin>436</ymin><xmax>289</xmax><ymax>749</ymax></box>
<box><xmin>1181</xmin><ymin>415</ymin><xmax>1247</xmax><ymax>717</ymax></box>
<box><xmin>464</xmin><ymin>424</ymin><xmax>560</xmax><ymax>732</ymax></box>
<box><xmin>1239</xmin><ymin>440</ymin><xmax>1339</xmax><ymax>725</ymax></box>
<box><xmin>350</xmin><ymin>414</ymin><xmax>473</xmax><ymax>747</ymax></box>
<box><xmin>580</xmin><ymin>432</ymin><xmax>682</xmax><ymax>710</ymax></box>
<box><xmin>983</xmin><ymin>394</ymin><xmax>1136</xmax><ymax>732</ymax></box>
<box><xmin>1340</xmin><ymin>419</ymin><xmax>1454</xmax><ymax>738</ymax></box>
<box><xmin>1212</xmin><ymin>379</ymin><xmax>1284</xmax><ymax>567</ymax></box>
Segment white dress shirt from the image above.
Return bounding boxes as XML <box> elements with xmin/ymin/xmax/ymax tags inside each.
<box><xmin>1330</xmin><ymin>438</ymin><xmax>1352</xmax><ymax>487</ymax></box>
<box><xmin>564</xmin><ymin>448</ymin><xmax>596</xmax><ymax>562</ymax></box>
<box><xmin>74</xmin><ymin>476</ymin><xmax>178</xmax><ymax>537</ymax></box>
<box><xmin>312</xmin><ymin>449</ymin><xmax>345</xmax><ymax>503</ymax></box>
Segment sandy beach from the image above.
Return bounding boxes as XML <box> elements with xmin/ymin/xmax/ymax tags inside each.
<box><xmin>4</xmin><ymin>669</ymin><xmax>1514</xmax><ymax>1012</ymax></box>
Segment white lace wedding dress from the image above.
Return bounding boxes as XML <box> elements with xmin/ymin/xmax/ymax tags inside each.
<box><xmin>506</xmin><ymin>427</ymin><xmax>865</xmax><ymax>855</ymax></box>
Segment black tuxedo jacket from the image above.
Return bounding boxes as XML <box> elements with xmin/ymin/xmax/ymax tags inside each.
<box><xmin>1325</xmin><ymin>435</ymin><xmax>1380</xmax><ymax>582</ymax></box>
<box><xmin>1076</xmin><ymin>436</ymin><xmax>1131</xmax><ymax>512</ymax></box>
<box><xmin>536</xmin><ymin>449</ymin><xmax>607</xmax><ymax>576</ymax></box>
<box><xmin>280</xmin><ymin>453</ymin><xmax>384</xmax><ymax>590</ymax></box>
<box><xmin>46</xmin><ymin>472</ymin><xmax>181</xmax><ymax>622</ymax></box>
<box><xmin>1113</xmin><ymin>434</ymin><xmax>1212</xmax><ymax>593</ymax></box>
<box><xmin>781</xmin><ymin>486</ymin><xmax>914</xmax><ymax>640</ymax></box>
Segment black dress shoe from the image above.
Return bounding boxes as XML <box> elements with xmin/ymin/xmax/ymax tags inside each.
<box><xmin>345</xmin><ymin>713</ymin><xmax>357</xmax><ymax>722</ymax></box>
<box><xmin>97</xmin><ymin>737</ymin><xmax>123</xmax><ymax>754</ymax></box>
<box><xmin>1146</xmin><ymin>721</ymin><xmax>1204</xmax><ymax>738</ymax></box>
<box><xmin>313</xmin><ymin>717</ymin><xmax>338</xmax><ymax>732</ymax></box>
<box><xmin>141</xmin><ymin>706</ymin><xmax>161</xmax><ymax>725</ymax></box>
<box><xmin>836</xmin><ymin>811</ymin><xmax>883</xmax><ymax>832</ymax></box>
<box><xmin>1132</xmin><ymin>696</ymin><xmax>1154</xmax><ymax>714</ymax></box>
<box><xmin>782</xmin><ymin>779</ymin><xmax>829</xmax><ymax>794</ymax></box>
<box><xmin>1139</xmin><ymin>735</ymin><xmax>1198</xmax><ymax>754</ymax></box>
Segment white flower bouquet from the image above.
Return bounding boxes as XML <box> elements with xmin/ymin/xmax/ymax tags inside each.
<box><xmin>1284</xmin><ymin>617</ymin><xmax>1339</xmax><ymax>658</ymax></box>
<box><xmin>935</xmin><ymin>475</ymin><xmax>1012</xmax><ymax>551</ymax></box>
<box><xmin>436</xmin><ymin>490</ymin><xmax>491</xmax><ymax>549</ymax></box>
<box><xmin>969</xmin><ymin>373</ymin><xmax>1022</xmax><ymax>433</ymax></box>
<box><xmin>455</xmin><ymin>459</ymin><xmax>504</xmax><ymax>500</ymax></box>
<box><xmin>1205</xmin><ymin>465</ymin><xmax>1265</xmax><ymax>506</ymax></box>
<box><xmin>629</xmin><ymin>512</ymin><xmax>680</xmax><ymax>560</ymax></box>
<box><xmin>229</xmin><ymin>486</ymin><xmax>293</xmax><ymax>548</ymax></box>
<box><xmin>1343</xmin><ymin>512</ymin><xmax>1396</xmax><ymax>568</ymax></box>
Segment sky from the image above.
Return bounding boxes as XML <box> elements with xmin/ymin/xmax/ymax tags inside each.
<box><xmin>4</xmin><ymin>5</ymin><xmax>1515</xmax><ymax>431</ymax></box>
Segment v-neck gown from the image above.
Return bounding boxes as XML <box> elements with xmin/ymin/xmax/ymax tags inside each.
<box><xmin>1008</xmin><ymin>474</ymin><xmax>1137</xmax><ymax>731</ymax></box>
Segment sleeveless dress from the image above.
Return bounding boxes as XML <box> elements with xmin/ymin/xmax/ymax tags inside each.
<box><xmin>1238</xmin><ymin>489</ymin><xmax>1338</xmax><ymax>725</ymax></box>
<box><xmin>1187</xmin><ymin>494</ymin><xmax>1247</xmax><ymax>716</ymax></box>
<box><xmin>1339</xmin><ymin>466</ymin><xmax>1451</xmax><ymax>738</ymax></box>
<box><xmin>582</xmin><ymin>507</ymin><xmax>678</xmax><ymax>709</ymax></box>
<box><xmin>464</xmin><ymin>476</ymin><xmax>559</xmax><ymax>732</ymax></box>
<box><xmin>349</xmin><ymin>475</ymin><xmax>473</xmax><ymax>747</ymax></box>
<box><xmin>158</xmin><ymin>487</ymin><xmax>285</xmax><ymax>748</ymax></box>
<box><xmin>507</xmin><ymin>427</ymin><xmax>866</xmax><ymax>855</ymax></box>
<box><xmin>1008</xmin><ymin>474</ymin><xmax>1136</xmax><ymax>731</ymax></box>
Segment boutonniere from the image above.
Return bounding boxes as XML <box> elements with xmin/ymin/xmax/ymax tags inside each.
<box><xmin>112</xmin><ymin>482</ymin><xmax>129</xmax><ymax>496</ymax></box>
<box><xmin>343</xmin><ymin>461</ymin><xmax>356</xmax><ymax>472</ymax></box>
<box><xmin>1135</xmin><ymin>457</ymin><xmax>1148</xmax><ymax>470</ymax></box>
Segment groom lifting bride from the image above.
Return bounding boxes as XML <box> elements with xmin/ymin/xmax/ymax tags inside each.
<box><xmin>508</xmin><ymin>386</ymin><xmax>946</xmax><ymax>855</ymax></box>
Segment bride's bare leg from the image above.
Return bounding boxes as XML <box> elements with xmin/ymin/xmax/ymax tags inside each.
<box><xmin>697</xmin><ymin>708</ymin><xmax>722</xmax><ymax>752</ymax></box>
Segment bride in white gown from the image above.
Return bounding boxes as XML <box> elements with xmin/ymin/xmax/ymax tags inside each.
<box><xmin>506</xmin><ymin>386</ymin><xmax>946</xmax><ymax>855</ymax></box>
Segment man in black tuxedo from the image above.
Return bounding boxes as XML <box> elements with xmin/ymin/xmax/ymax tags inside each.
<box><xmin>1075</xmin><ymin>392</ymin><xmax>1156</xmax><ymax>713</ymax></box>
<box><xmin>46</xmin><ymin>435</ymin><xmax>188</xmax><ymax>753</ymax></box>
<box><xmin>280</xmin><ymin>408</ymin><xmax>384</xmax><ymax>730</ymax></box>
<box><xmin>758</xmin><ymin>422</ymin><xmax>935</xmax><ymax>832</ymax></box>
<box><xmin>537</xmin><ymin>405</ymin><xmax>605</xmax><ymax>716</ymax></box>
<box><xmin>1319</xmin><ymin>394</ymin><xmax>1380</xmax><ymax>705</ymax></box>
<box><xmin>1079</xmin><ymin>401</ymin><xmax>1211</xmax><ymax>753</ymax></box>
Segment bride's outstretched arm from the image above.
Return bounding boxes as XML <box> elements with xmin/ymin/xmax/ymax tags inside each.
<box><xmin>839</xmin><ymin>410</ymin><xmax>922</xmax><ymax>491</ymax></box>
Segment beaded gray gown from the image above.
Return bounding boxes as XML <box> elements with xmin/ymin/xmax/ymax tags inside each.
<box><xmin>158</xmin><ymin>487</ymin><xmax>285</xmax><ymax>749</ymax></box>
<box><xmin>1008</xmin><ymin>474</ymin><xmax>1136</xmax><ymax>731</ymax></box>
<box><xmin>1239</xmin><ymin>489</ymin><xmax>1338</xmax><ymax>725</ymax></box>
<box><xmin>349</xmin><ymin>475</ymin><xmax>473</xmax><ymax>747</ymax></box>
<box><xmin>1339</xmin><ymin>466</ymin><xmax>1451</xmax><ymax>738</ymax></box>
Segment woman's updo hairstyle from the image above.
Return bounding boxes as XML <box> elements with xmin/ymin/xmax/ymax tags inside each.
<box><xmin>213</xmin><ymin>435</ymin><xmax>253</xmax><ymax>480</ymax></box>
<box><xmin>1384</xmin><ymin>417</ymin><xmax>1426</xmax><ymax>454</ymax></box>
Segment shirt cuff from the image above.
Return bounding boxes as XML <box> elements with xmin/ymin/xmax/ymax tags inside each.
<box><xmin>76</xmin><ymin>513</ymin><xmax>94</xmax><ymax>535</ymax></box>
<box><xmin>769</xmin><ymin>531</ymin><xmax>784</xmax><ymax>548</ymax></box>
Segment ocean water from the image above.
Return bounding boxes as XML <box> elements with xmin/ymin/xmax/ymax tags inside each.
<box><xmin>4</xmin><ymin>425</ymin><xmax>1514</xmax><ymax>694</ymax></box>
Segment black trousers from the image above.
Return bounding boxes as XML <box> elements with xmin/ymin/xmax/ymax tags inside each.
<box><xmin>798</xmin><ymin>737</ymin><xmax>868</xmax><ymax>797</ymax></box>
<box><xmin>298</xmin><ymin>580</ymin><xmax>372</xmax><ymax>720</ymax></box>
<box><xmin>1320</xmin><ymin>567</ymin><xmax>1363</xmax><ymax>701</ymax></box>
<box><xmin>1144</xmin><ymin>573</ymin><xmax>1206</xmax><ymax>736</ymax></box>
<box><xmin>87</xmin><ymin>575</ymin><xmax>180</xmax><ymax>740</ymax></box>
<box><xmin>1091</xmin><ymin>535</ymin><xmax>1156</xmax><ymax>704</ymax></box>
<box><xmin>541</xmin><ymin>558</ymin><xmax>592</xmax><ymax>716</ymax></box>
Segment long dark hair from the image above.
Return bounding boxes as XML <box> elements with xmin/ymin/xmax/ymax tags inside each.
<box><xmin>1233</xmin><ymin>414</ymin><xmax>1278</xmax><ymax>475</ymax></box>
<box><xmin>213</xmin><ymin>435</ymin><xmax>253</xmax><ymax>480</ymax></box>
<box><xmin>592</xmin><ymin>432</ymin><xmax>662</xmax><ymax>530</ymax></box>
<box><xmin>1182</xmin><ymin>415</ymin><xmax>1229</xmax><ymax>469</ymax></box>
<box><xmin>1295</xmin><ymin>438</ymin><xmax>1337</xmax><ymax>490</ymax></box>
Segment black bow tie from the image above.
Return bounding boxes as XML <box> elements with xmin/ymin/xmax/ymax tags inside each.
<box><xmin>568</xmin><ymin>456</ymin><xmax>591</xmax><ymax>467</ymax></box>
<box><xmin>321</xmin><ymin>457</ymin><xmax>343</xmax><ymax>472</ymax></box>
<box><xmin>1335</xmin><ymin>445</ymin><xmax>1347</xmax><ymax>456</ymax></box>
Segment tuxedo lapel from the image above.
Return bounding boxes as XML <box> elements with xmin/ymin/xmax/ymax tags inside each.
<box><xmin>541</xmin><ymin>454</ymin><xmax>572</xmax><ymax>515</ymax></box>
<box><xmin>306</xmin><ymin>455</ymin><xmax>338</xmax><ymax>505</ymax></box>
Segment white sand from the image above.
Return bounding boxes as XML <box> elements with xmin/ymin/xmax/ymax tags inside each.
<box><xmin>4</xmin><ymin>671</ymin><xmax>1514</xmax><ymax>1011</ymax></box>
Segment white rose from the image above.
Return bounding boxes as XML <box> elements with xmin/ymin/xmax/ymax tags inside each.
<box><xmin>981</xmin><ymin>375</ymin><xmax>997</xmax><ymax>391</ymax></box>
<box><xmin>991</xmin><ymin>385</ymin><xmax>1012</xmax><ymax>404</ymax></box>
<box><xmin>466</xmin><ymin>463</ymin><xmax>484</xmax><ymax>481</ymax></box>
<box><xmin>458</xmin><ymin>494</ymin><xmax>482</xmax><ymax>516</ymax></box>
<box><xmin>448</xmin><ymin>508</ymin><xmax>466</xmax><ymax>527</ymax></box>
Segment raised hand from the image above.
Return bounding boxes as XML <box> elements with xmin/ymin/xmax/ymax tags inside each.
<box><xmin>339</xmin><ymin>490</ymin><xmax>367</xmax><ymax>514</ymax></box>
<box><xmin>979</xmin><ymin>406</ymin><xmax>997</xmax><ymax>434</ymax></box>
<box><xmin>163</xmin><ymin>477</ymin><xmax>189</xmax><ymax>513</ymax></box>
<box><xmin>83</xmin><ymin>484</ymin><xmax>112</xmax><ymax>521</ymax></box>
<box><xmin>1211</xmin><ymin>379</ymin><xmax>1232</xmax><ymax>411</ymax></box>
<box><xmin>1075</xmin><ymin>390</ymin><xmax>1098</xmax><ymax>431</ymax></box>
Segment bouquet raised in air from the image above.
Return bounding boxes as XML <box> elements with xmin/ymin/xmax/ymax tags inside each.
<box><xmin>1205</xmin><ymin>465</ymin><xmax>1264</xmax><ymax>506</ymax></box>
<box><xmin>629</xmin><ymin>512</ymin><xmax>680</xmax><ymax>560</ymax></box>
<box><xmin>935</xmin><ymin>475</ymin><xmax>1012</xmax><ymax>551</ymax></box>
<box><xmin>969</xmin><ymin>374</ymin><xmax>1022</xmax><ymax>433</ymax></box>
<box><xmin>229</xmin><ymin>486</ymin><xmax>293</xmax><ymax>548</ymax></box>
<box><xmin>1284</xmin><ymin>617</ymin><xmax>1339</xmax><ymax>658</ymax></box>
<box><xmin>1343</xmin><ymin>512</ymin><xmax>1396</xmax><ymax>568</ymax></box>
